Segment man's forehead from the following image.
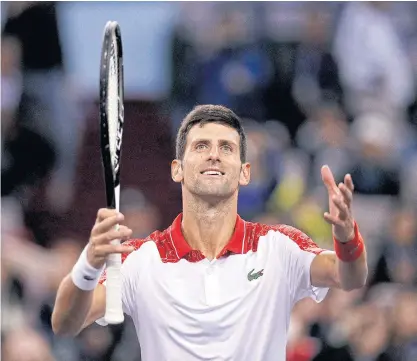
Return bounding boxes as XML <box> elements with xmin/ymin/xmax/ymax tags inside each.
<box><xmin>187</xmin><ymin>122</ymin><xmax>239</xmax><ymax>142</ymax></box>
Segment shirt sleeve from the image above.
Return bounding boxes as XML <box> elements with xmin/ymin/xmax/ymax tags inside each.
<box><xmin>278</xmin><ymin>225</ymin><xmax>329</xmax><ymax>305</ymax></box>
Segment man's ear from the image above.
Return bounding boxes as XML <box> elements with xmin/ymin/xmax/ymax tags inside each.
<box><xmin>171</xmin><ymin>159</ymin><xmax>183</xmax><ymax>183</ymax></box>
<box><xmin>239</xmin><ymin>162</ymin><xmax>251</xmax><ymax>186</ymax></box>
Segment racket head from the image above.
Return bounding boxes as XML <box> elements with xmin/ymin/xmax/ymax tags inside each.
<box><xmin>100</xmin><ymin>21</ymin><xmax>124</xmax><ymax>211</ymax></box>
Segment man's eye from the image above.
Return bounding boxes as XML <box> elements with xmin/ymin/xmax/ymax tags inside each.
<box><xmin>196</xmin><ymin>143</ymin><xmax>207</xmax><ymax>150</ymax></box>
<box><xmin>221</xmin><ymin>145</ymin><xmax>232</xmax><ymax>152</ymax></box>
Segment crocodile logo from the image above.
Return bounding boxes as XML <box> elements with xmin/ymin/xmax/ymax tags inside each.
<box><xmin>247</xmin><ymin>268</ymin><xmax>264</xmax><ymax>281</ymax></box>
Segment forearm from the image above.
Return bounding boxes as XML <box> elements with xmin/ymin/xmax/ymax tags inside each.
<box><xmin>52</xmin><ymin>246</ymin><xmax>105</xmax><ymax>336</ymax></box>
<box><xmin>334</xmin><ymin>223</ymin><xmax>368</xmax><ymax>291</ymax></box>
<box><xmin>337</xmin><ymin>249</ymin><xmax>368</xmax><ymax>291</ymax></box>
<box><xmin>51</xmin><ymin>274</ymin><xmax>94</xmax><ymax>336</ymax></box>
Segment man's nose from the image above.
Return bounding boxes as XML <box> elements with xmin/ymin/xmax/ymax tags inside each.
<box><xmin>208</xmin><ymin>145</ymin><xmax>220</xmax><ymax>160</ymax></box>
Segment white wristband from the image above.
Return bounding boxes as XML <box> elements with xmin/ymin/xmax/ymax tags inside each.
<box><xmin>71</xmin><ymin>246</ymin><xmax>105</xmax><ymax>291</ymax></box>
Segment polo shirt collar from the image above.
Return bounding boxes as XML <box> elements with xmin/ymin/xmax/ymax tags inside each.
<box><xmin>170</xmin><ymin>213</ymin><xmax>246</xmax><ymax>259</ymax></box>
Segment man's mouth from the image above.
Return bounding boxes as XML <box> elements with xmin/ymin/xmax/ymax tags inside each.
<box><xmin>200</xmin><ymin>170</ymin><xmax>225</xmax><ymax>176</ymax></box>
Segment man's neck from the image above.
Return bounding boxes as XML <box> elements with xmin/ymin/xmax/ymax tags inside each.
<box><xmin>181</xmin><ymin>193</ymin><xmax>238</xmax><ymax>260</ymax></box>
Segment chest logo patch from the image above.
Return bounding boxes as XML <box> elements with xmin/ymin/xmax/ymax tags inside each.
<box><xmin>247</xmin><ymin>268</ymin><xmax>264</xmax><ymax>281</ymax></box>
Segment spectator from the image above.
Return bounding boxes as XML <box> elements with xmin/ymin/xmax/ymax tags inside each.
<box><xmin>296</xmin><ymin>102</ymin><xmax>352</xmax><ymax>191</ymax></box>
<box><xmin>333</xmin><ymin>2</ymin><xmax>415</xmax><ymax>119</ymax></box>
<box><xmin>292</xmin><ymin>9</ymin><xmax>343</xmax><ymax>116</ymax></box>
<box><xmin>2</xmin><ymin>2</ymin><xmax>82</xmax><ymax>213</ymax></box>
<box><xmin>194</xmin><ymin>10</ymin><xmax>272</xmax><ymax>120</ymax></box>
<box><xmin>348</xmin><ymin>113</ymin><xmax>402</xmax><ymax>195</ymax></box>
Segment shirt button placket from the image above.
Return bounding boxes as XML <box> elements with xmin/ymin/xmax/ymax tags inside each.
<box><xmin>204</xmin><ymin>266</ymin><xmax>217</xmax><ymax>306</ymax></box>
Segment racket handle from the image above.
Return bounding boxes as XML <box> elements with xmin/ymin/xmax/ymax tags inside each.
<box><xmin>105</xmin><ymin>239</ymin><xmax>124</xmax><ymax>324</ymax></box>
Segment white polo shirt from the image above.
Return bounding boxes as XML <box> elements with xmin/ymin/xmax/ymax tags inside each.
<box><xmin>98</xmin><ymin>214</ymin><xmax>329</xmax><ymax>361</ymax></box>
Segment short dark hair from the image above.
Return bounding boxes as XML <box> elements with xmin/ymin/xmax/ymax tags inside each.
<box><xmin>175</xmin><ymin>105</ymin><xmax>247</xmax><ymax>162</ymax></box>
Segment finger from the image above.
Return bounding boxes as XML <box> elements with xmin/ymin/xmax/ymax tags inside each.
<box><xmin>338</xmin><ymin>182</ymin><xmax>353</xmax><ymax>207</ymax></box>
<box><xmin>332</xmin><ymin>195</ymin><xmax>349</xmax><ymax>220</ymax></box>
<box><xmin>96</xmin><ymin>208</ymin><xmax>120</xmax><ymax>224</ymax></box>
<box><xmin>93</xmin><ymin>227</ymin><xmax>132</xmax><ymax>245</ymax></box>
<box><xmin>92</xmin><ymin>213</ymin><xmax>124</xmax><ymax>236</ymax></box>
<box><xmin>94</xmin><ymin>244</ymin><xmax>135</xmax><ymax>257</ymax></box>
<box><xmin>321</xmin><ymin>165</ymin><xmax>338</xmax><ymax>194</ymax></box>
<box><xmin>113</xmin><ymin>225</ymin><xmax>132</xmax><ymax>240</ymax></box>
<box><xmin>344</xmin><ymin>174</ymin><xmax>354</xmax><ymax>192</ymax></box>
<box><xmin>323</xmin><ymin>212</ymin><xmax>344</xmax><ymax>227</ymax></box>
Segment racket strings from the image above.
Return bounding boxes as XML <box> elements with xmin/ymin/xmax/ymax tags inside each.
<box><xmin>107</xmin><ymin>41</ymin><xmax>119</xmax><ymax>179</ymax></box>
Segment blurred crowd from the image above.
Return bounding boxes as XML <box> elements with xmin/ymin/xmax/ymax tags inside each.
<box><xmin>2</xmin><ymin>2</ymin><xmax>417</xmax><ymax>361</ymax></box>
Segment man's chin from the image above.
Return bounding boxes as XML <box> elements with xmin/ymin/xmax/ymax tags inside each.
<box><xmin>193</xmin><ymin>188</ymin><xmax>235</xmax><ymax>202</ymax></box>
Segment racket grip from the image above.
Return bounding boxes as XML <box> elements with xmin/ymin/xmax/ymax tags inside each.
<box><xmin>105</xmin><ymin>239</ymin><xmax>124</xmax><ymax>324</ymax></box>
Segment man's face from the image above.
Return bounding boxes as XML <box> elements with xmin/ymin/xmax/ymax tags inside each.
<box><xmin>172</xmin><ymin>122</ymin><xmax>250</xmax><ymax>200</ymax></box>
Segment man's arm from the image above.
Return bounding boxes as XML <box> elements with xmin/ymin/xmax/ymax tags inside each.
<box><xmin>311</xmin><ymin>249</ymin><xmax>367</xmax><ymax>291</ymax></box>
<box><xmin>52</xmin><ymin>276</ymin><xmax>106</xmax><ymax>336</ymax></box>
<box><xmin>310</xmin><ymin>166</ymin><xmax>368</xmax><ymax>291</ymax></box>
<box><xmin>51</xmin><ymin>209</ymin><xmax>133</xmax><ymax>336</ymax></box>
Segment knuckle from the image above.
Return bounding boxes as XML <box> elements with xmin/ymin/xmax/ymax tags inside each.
<box><xmin>108</xmin><ymin>211</ymin><xmax>118</xmax><ymax>220</ymax></box>
<box><xmin>98</xmin><ymin>208</ymin><xmax>117</xmax><ymax>219</ymax></box>
<box><xmin>122</xmin><ymin>228</ymin><xmax>132</xmax><ymax>236</ymax></box>
<box><xmin>97</xmin><ymin>208</ymin><xmax>106</xmax><ymax>217</ymax></box>
<box><xmin>89</xmin><ymin>236</ymin><xmax>98</xmax><ymax>246</ymax></box>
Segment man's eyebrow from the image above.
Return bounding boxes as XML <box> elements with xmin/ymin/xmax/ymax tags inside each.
<box><xmin>190</xmin><ymin>139</ymin><xmax>210</xmax><ymax>146</ymax></box>
<box><xmin>191</xmin><ymin>138</ymin><xmax>237</xmax><ymax>144</ymax></box>
<box><xmin>218</xmin><ymin>139</ymin><xmax>238</xmax><ymax>146</ymax></box>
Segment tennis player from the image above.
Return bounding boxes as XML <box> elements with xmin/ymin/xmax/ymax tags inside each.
<box><xmin>52</xmin><ymin>105</ymin><xmax>368</xmax><ymax>361</ymax></box>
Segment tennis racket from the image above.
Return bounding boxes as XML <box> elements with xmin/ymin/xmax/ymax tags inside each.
<box><xmin>99</xmin><ymin>21</ymin><xmax>125</xmax><ymax>325</ymax></box>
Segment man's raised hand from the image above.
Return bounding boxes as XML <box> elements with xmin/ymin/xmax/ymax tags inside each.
<box><xmin>321</xmin><ymin>165</ymin><xmax>355</xmax><ymax>243</ymax></box>
<box><xmin>87</xmin><ymin>208</ymin><xmax>134</xmax><ymax>269</ymax></box>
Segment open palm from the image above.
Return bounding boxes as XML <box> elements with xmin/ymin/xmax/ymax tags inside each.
<box><xmin>321</xmin><ymin>165</ymin><xmax>355</xmax><ymax>243</ymax></box>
